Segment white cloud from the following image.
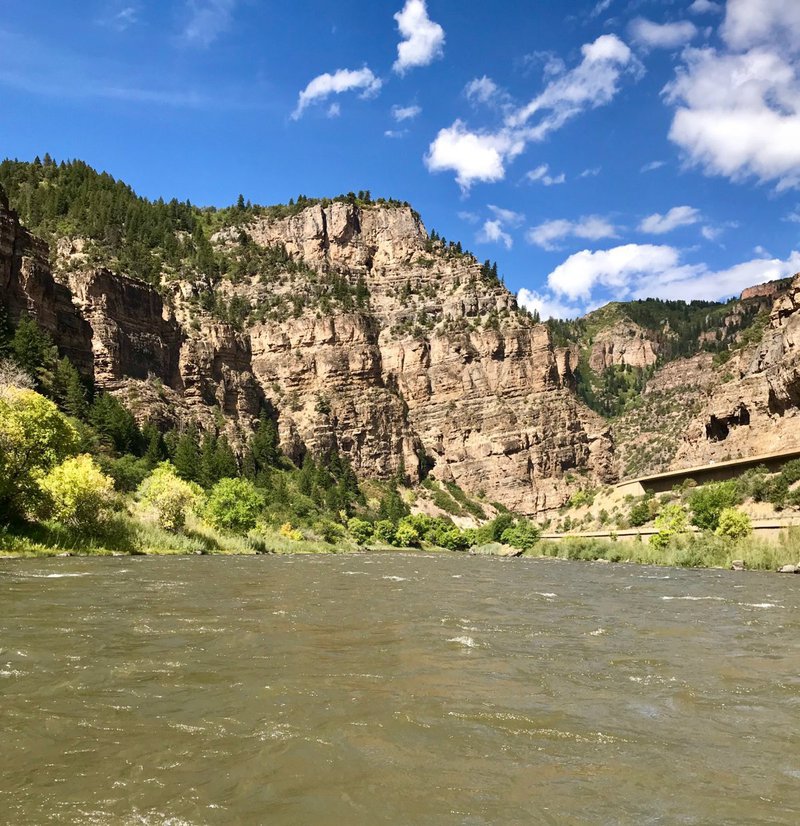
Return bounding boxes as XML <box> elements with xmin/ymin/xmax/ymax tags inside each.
<box><xmin>701</xmin><ymin>225</ymin><xmax>722</xmax><ymax>241</ymax></box>
<box><xmin>590</xmin><ymin>0</ymin><xmax>614</xmax><ymax>18</ymax></box>
<box><xmin>488</xmin><ymin>205</ymin><xmax>524</xmax><ymax>226</ymax></box>
<box><xmin>384</xmin><ymin>129</ymin><xmax>406</xmax><ymax>138</ymax></box>
<box><xmin>639</xmin><ymin>205</ymin><xmax>701</xmax><ymax>234</ymax></box>
<box><xmin>393</xmin><ymin>0</ymin><xmax>445</xmax><ymax>75</ymax></box>
<box><xmin>526</xmin><ymin>164</ymin><xmax>566</xmax><ymax>186</ymax></box>
<box><xmin>465</xmin><ymin>76</ymin><xmax>499</xmax><ymax>104</ymax></box>
<box><xmin>641</xmin><ymin>160</ymin><xmax>666</xmax><ymax>173</ymax></box>
<box><xmin>689</xmin><ymin>0</ymin><xmax>722</xmax><ymax>14</ymax></box>
<box><xmin>665</xmin><ymin>1</ymin><xmax>800</xmax><ymax>190</ymax></box>
<box><xmin>721</xmin><ymin>0</ymin><xmax>800</xmax><ymax>51</ymax></box>
<box><xmin>786</xmin><ymin>208</ymin><xmax>800</xmax><ymax>224</ymax></box>
<box><xmin>424</xmin><ymin>120</ymin><xmax>524</xmax><ymax>189</ymax></box>
<box><xmin>458</xmin><ymin>211</ymin><xmax>480</xmax><ymax>224</ymax></box>
<box><xmin>182</xmin><ymin>0</ymin><xmax>237</xmax><ymax>47</ymax></box>
<box><xmin>629</xmin><ymin>18</ymin><xmax>698</xmax><ymax>50</ymax></box>
<box><xmin>527</xmin><ymin>216</ymin><xmax>618</xmax><ymax>251</ymax></box>
<box><xmin>478</xmin><ymin>219</ymin><xmax>513</xmax><ymax>250</ymax></box>
<box><xmin>579</xmin><ymin>167</ymin><xmax>601</xmax><ymax>178</ymax></box>
<box><xmin>292</xmin><ymin>67</ymin><xmax>382</xmax><ymax>120</ymax></box>
<box><xmin>425</xmin><ymin>34</ymin><xmax>637</xmax><ymax>190</ymax></box>
<box><xmin>327</xmin><ymin>102</ymin><xmax>341</xmax><ymax>118</ymax></box>
<box><xmin>517</xmin><ymin>289</ymin><xmax>581</xmax><ymax>320</ymax></box>
<box><xmin>507</xmin><ymin>34</ymin><xmax>635</xmax><ymax>135</ymax></box>
<box><xmin>392</xmin><ymin>103</ymin><xmax>421</xmax><ymax>121</ymax></box>
<box><xmin>544</xmin><ymin>243</ymin><xmax>800</xmax><ymax>304</ymax></box>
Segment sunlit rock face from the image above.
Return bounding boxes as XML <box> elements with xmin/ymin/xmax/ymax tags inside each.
<box><xmin>1</xmin><ymin>198</ymin><xmax>616</xmax><ymax>514</ymax></box>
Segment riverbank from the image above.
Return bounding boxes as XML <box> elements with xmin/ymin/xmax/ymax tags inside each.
<box><xmin>3</xmin><ymin>523</ymin><xmax>800</xmax><ymax>572</ymax></box>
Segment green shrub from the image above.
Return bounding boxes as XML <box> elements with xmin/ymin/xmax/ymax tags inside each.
<box><xmin>374</xmin><ymin>519</ymin><xmax>397</xmax><ymax>544</ymax></box>
<box><xmin>781</xmin><ymin>459</ymin><xmax>800</xmax><ymax>485</ymax></box>
<box><xmin>102</xmin><ymin>454</ymin><xmax>151</xmax><ymax>492</ymax></box>
<box><xmin>715</xmin><ymin>508</ymin><xmax>752</xmax><ymax>539</ymax></box>
<box><xmin>767</xmin><ymin>476</ymin><xmax>789</xmax><ymax>509</ymax></box>
<box><xmin>138</xmin><ymin>463</ymin><xmax>203</xmax><ymax>532</ymax></box>
<box><xmin>650</xmin><ymin>504</ymin><xmax>688</xmax><ymax>549</ymax></box>
<box><xmin>394</xmin><ymin>521</ymin><xmax>421</xmax><ymax>547</ymax></box>
<box><xmin>38</xmin><ymin>454</ymin><xmax>117</xmax><ymax>534</ymax></box>
<box><xmin>204</xmin><ymin>477</ymin><xmax>265</xmax><ymax>533</ymax></box>
<box><xmin>347</xmin><ymin>517</ymin><xmax>373</xmax><ymax>543</ymax></box>
<box><xmin>0</xmin><ymin>387</ymin><xmax>78</xmax><ymax>520</ymax></box>
<box><xmin>688</xmin><ymin>481</ymin><xmax>741</xmax><ymax>531</ymax></box>
<box><xmin>499</xmin><ymin>520</ymin><xmax>540</xmax><ymax>550</ymax></box>
<box><xmin>628</xmin><ymin>499</ymin><xmax>652</xmax><ymax>527</ymax></box>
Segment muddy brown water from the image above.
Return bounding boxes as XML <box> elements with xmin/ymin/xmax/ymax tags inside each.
<box><xmin>1</xmin><ymin>554</ymin><xmax>799</xmax><ymax>825</ymax></box>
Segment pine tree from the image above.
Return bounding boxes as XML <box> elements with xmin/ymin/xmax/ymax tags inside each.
<box><xmin>199</xmin><ymin>434</ymin><xmax>219</xmax><ymax>488</ymax></box>
<box><xmin>298</xmin><ymin>453</ymin><xmax>316</xmax><ymax>496</ymax></box>
<box><xmin>247</xmin><ymin>412</ymin><xmax>280</xmax><ymax>476</ymax></box>
<box><xmin>89</xmin><ymin>393</ymin><xmax>142</xmax><ymax>455</ymax></box>
<box><xmin>51</xmin><ymin>357</ymin><xmax>88</xmax><ymax>419</ymax></box>
<box><xmin>10</xmin><ymin>315</ymin><xmax>57</xmax><ymax>389</ymax></box>
<box><xmin>173</xmin><ymin>425</ymin><xmax>201</xmax><ymax>482</ymax></box>
<box><xmin>214</xmin><ymin>435</ymin><xmax>238</xmax><ymax>479</ymax></box>
<box><xmin>142</xmin><ymin>423</ymin><xmax>165</xmax><ymax>467</ymax></box>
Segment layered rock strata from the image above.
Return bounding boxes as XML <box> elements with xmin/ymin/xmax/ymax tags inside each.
<box><xmin>0</xmin><ymin>198</ymin><xmax>616</xmax><ymax>514</ymax></box>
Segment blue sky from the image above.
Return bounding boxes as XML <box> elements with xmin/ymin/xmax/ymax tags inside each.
<box><xmin>2</xmin><ymin>0</ymin><xmax>800</xmax><ymax>317</ymax></box>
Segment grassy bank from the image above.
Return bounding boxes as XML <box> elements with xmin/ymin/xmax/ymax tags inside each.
<box><xmin>532</xmin><ymin>529</ymin><xmax>800</xmax><ymax>571</ymax></box>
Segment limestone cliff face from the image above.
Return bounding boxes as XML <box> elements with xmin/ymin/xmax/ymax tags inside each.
<box><xmin>0</xmin><ymin>198</ymin><xmax>615</xmax><ymax>514</ymax></box>
<box><xmin>586</xmin><ymin>320</ymin><xmax>660</xmax><ymax>373</ymax></box>
<box><xmin>673</xmin><ymin>274</ymin><xmax>800</xmax><ymax>467</ymax></box>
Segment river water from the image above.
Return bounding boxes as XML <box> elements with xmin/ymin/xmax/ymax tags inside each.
<box><xmin>1</xmin><ymin>554</ymin><xmax>799</xmax><ymax>825</ymax></box>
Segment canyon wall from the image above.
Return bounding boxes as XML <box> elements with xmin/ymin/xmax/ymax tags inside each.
<box><xmin>0</xmin><ymin>198</ymin><xmax>615</xmax><ymax>514</ymax></box>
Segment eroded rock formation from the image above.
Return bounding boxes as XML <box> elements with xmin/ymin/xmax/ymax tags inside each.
<box><xmin>1</xmin><ymin>198</ymin><xmax>616</xmax><ymax>514</ymax></box>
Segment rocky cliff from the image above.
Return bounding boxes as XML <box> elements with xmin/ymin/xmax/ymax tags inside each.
<box><xmin>673</xmin><ymin>275</ymin><xmax>800</xmax><ymax>467</ymax></box>
<box><xmin>0</xmin><ymin>196</ymin><xmax>615</xmax><ymax>515</ymax></box>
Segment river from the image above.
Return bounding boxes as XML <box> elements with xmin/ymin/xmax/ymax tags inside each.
<box><xmin>1</xmin><ymin>554</ymin><xmax>799</xmax><ymax>825</ymax></box>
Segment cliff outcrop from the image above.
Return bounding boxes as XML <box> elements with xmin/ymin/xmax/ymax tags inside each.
<box><xmin>0</xmin><ymin>197</ymin><xmax>615</xmax><ymax>514</ymax></box>
<box><xmin>673</xmin><ymin>275</ymin><xmax>800</xmax><ymax>467</ymax></box>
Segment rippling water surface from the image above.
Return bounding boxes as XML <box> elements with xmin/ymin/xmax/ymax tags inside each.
<box><xmin>1</xmin><ymin>554</ymin><xmax>799</xmax><ymax>825</ymax></box>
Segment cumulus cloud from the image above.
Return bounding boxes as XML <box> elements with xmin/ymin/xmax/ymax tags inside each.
<box><xmin>292</xmin><ymin>67</ymin><xmax>381</xmax><ymax>119</ymax></box>
<box><xmin>666</xmin><ymin>0</ymin><xmax>800</xmax><ymax>190</ymax></box>
<box><xmin>425</xmin><ymin>34</ymin><xmax>637</xmax><ymax>190</ymax></box>
<box><xmin>689</xmin><ymin>0</ymin><xmax>722</xmax><ymax>14</ymax></box>
<box><xmin>786</xmin><ymin>208</ymin><xmax>800</xmax><ymax>224</ymax></box>
<box><xmin>488</xmin><ymin>205</ymin><xmax>524</xmax><ymax>226</ymax></box>
<box><xmin>478</xmin><ymin>220</ymin><xmax>513</xmax><ymax>249</ymax></box>
<box><xmin>544</xmin><ymin>243</ymin><xmax>800</xmax><ymax>304</ymax></box>
<box><xmin>639</xmin><ymin>206</ymin><xmax>701</xmax><ymax>234</ymax></box>
<box><xmin>629</xmin><ymin>18</ymin><xmax>698</xmax><ymax>49</ymax></box>
<box><xmin>393</xmin><ymin>0</ymin><xmax>445</xmax><ymax>75</ymax></box>
<box><xmin>517</xmin><ymin>289</ymin><xmax>582</xmax><ymax>320</ymax></box>
<box><xmin>721</xmin><ymin>0</ymin><xmax>800</xmax><ymax>51</ymax></box>
<box><xmin>476</xmin><ymin>205</ymin><xmax>525</xmax><ymax>249</ymax></box>
<box><xmin>526</xmin><ymin>164</ymin><xmax>566</xmax><ymax>186</ymax></box>
<box><xmin>392</xmin><ymin>103</ymin><xmax>421</xmax><ymax>121</ymax></box>
<box><xmin>424</xmin><ymin>120</ymin><xmax>524</xmax><ymax>189</ymax></box>
<box><xmin>465</xmin><ymin>76</ymin><xmax>500</xmax><ymax>104</ymax></box>
<box><xmin>527</xmin><ymin>216</ymin><xmax>617</xmax><ymax>251</ymax></box>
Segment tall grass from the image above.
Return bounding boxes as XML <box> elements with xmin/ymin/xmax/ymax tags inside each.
<box><xmin>533</xmin><ymin>530</ymin><xmax>800</xmax><ymax>570</ymax></box>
